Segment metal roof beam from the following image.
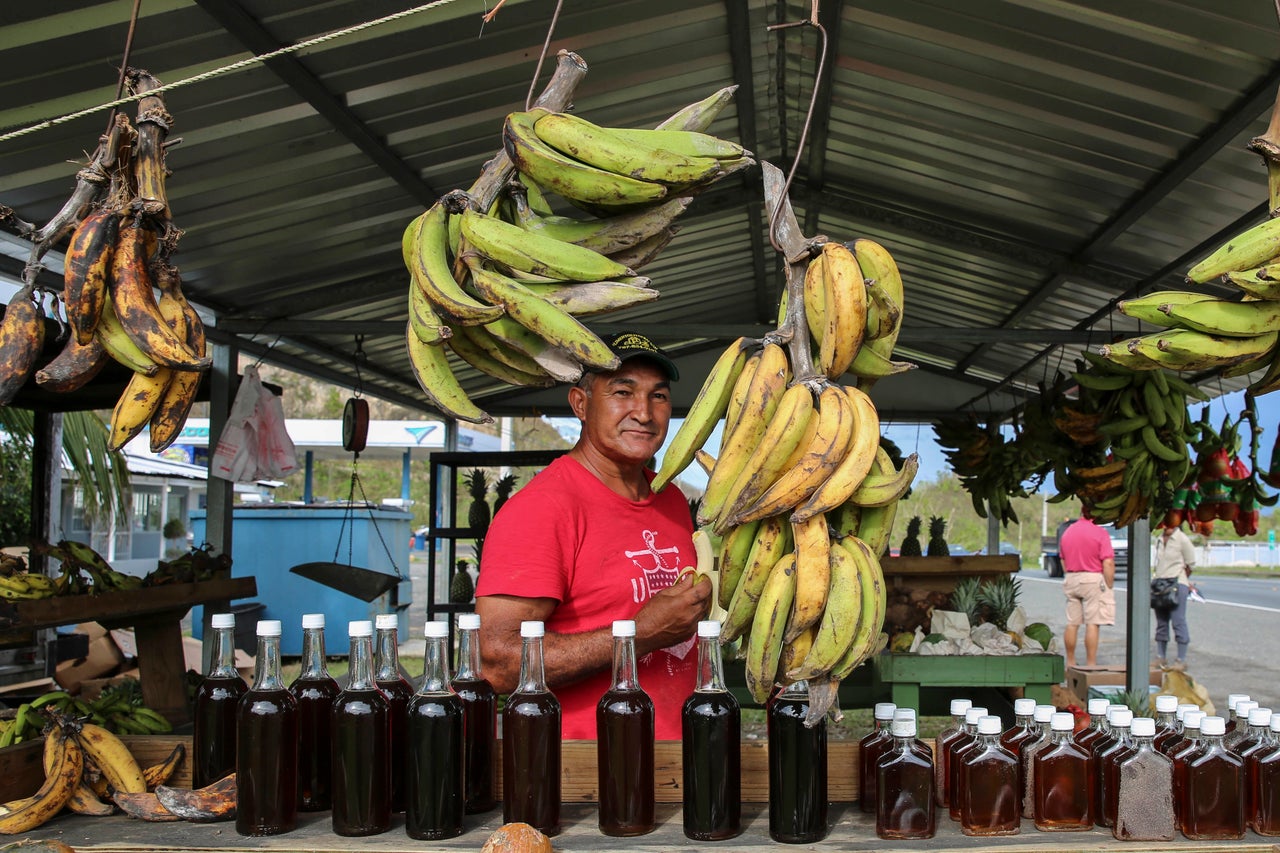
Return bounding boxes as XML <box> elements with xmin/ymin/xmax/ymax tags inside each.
<box><xmin>192</xmin><ymin>0</ymin><xmax>440</xmax><ymax>208</ymax></box>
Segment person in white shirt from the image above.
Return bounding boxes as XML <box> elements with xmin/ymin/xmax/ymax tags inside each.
<box><xmin>1152</xmin><ymin>524</ymin><xmax>1195</xmax><ymax>671</ymax></box>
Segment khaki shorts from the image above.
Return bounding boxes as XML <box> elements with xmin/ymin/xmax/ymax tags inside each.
<box><xmin>1063</xmin><ymin>571</ymin><xmax>1115</xmax><ymax>626</ymax></box>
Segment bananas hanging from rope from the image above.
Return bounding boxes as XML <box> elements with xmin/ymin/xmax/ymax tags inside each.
<box><xmin>401</xmin><ymin>85</ymin><xmax>753</xmax><ymax>422</ymax></box>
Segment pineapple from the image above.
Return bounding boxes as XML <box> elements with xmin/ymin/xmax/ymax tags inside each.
<box><xmin>449</xmin><ymin>558</ymin><xmax>475</xmax><ymax>603</ymax></box>
<box><xmin>899</xmin><ymin>516</ymin><xmax>923</xmax><ymax>557</ymax></box>
<box><xmin>926</xmin><ymin>516</ymin><xmax>949</xmax><ymax>557</ymax></box>
<box><xmin>492</xmin><ymin>473</ymin><xmax>518</xmax><ymax>517</ymax></box>
<box><xmin>977</xmin><ymin>575</ymin><xmax>1021</xmax><ymax>631</ymax></box>
<box><xmin>948</xmin><ymin>576</ymin><xmax>982</xmax><ymax>624</ymax></box>
<box><xmin>465</xmin><ymin>469</ymin><xmax>491</xmax><ymax>560</ymax></box>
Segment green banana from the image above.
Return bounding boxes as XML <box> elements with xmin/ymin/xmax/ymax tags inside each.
<box><xmin>404</xmin><ymin>205</ymin><xmax>504</xmax><ymax>325</ymax></box>
<box><xmin>744</xmin><ymin>552</ymin><xmax>797</xmax><ymax>705</ymax></box>
<box><xmin>1150</xmin><ymin>329</ymin><xmax>1279</xmax><ymax>371</ymax></box>
<box><xmin>445</xmin><ymin>322</ymin><xmax>555</xmax><ymax>388</ymax></box>
<box><xmin>1116</xmin><ymin>290</ymin><xmax>1213</xmax><ymax>325</ymax></box>
<box><xmin>1160</xmin><ymin>298</ymin><xmax>1280</xmax><ymax>338</ymax></box>
<box><xmin>853</xmin><ymin>501</ymin><xmax>897</xmax><ymax>559</ymax></box>
<box><xmin>517</xmin><ymin>279</ymin><xmax>658</xmax><ymax>317</ymax></box>
<box><xmin>850</xmin><ymin>342</ymin><xmax>917</xmax><ymax>380</ymax></box>
<box><xmin>478</xmin><ymin>315</ymin><xmax>584</xmax><ymax>383</ymax></box>
<box><xmin>787</xmin><ymin>540</ymin><xmax>862</xmax><ymax>681</ymax></box>
<box><xmin>716</xmin><ymin>519</ymin><xmax>762</xmax><ymax>611</ymax></box>
<box><xmin>405</xmin><ymin>321</ymin><xmax>492</xmax><ymax>424</ymax></box>
<box><xmin>511</xmin><ymin>193</ymin><xmax>692</xmax><ymax>255</ymax></box>
<box><xmin>830</xmin><ymin>536</ymin><xmax>886</xmax><ymax>680</ymax></box>
<box><xmin>604</xmin><ymin>127</ymin><xmax>748</xmax><ymax>160</ymax></box>
<box><xmin>533</xmin><ymin>111</ymin><xmax>724</xmax><ymax>185</ymax></box>
<box><xmin>460</xmin><ymin>208</ymin><xmax>634</xmax><ymax>282</ymax></box>
<box><xmin>1140</xmin><ymin>425</ymin><xmax>1185</xmax><ymax>464</ymax></box>
<box><xmin>848</xmin><ymin>452</ymin><xmax>920</xmax><ymax>507</ymax></box>
<box><xmin>407</xmin><ymin>278</ymin><xmax>452</xmax><ymax>345</ymax></box>
<box><xmin>720</xmin><ymin>516</ymin><xmax>792</xmax><ymax>643</ymax></box>
<box><xmin>656</xmin><ymin>84</ymin><xmax>739</xmax><ymax>132</ymax></box>
<box><xmin>1224</xmin><ymin>266</ymin><xmax>1280</xmax><ymax>300</ymax></box>
<box><xmin>1072</xmin><ymin>371</ymin><xmax>1134</xmax><ymax>391</ymax></box>
<box><xmin>1187</xmin><ymin>217</ymin><xmax>1280</xmax><ymax>283</ymax></box>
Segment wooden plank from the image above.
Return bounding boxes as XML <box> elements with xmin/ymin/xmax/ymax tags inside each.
<box><xmin>876</xmin><ymin>653</ymin><xmax>1064</xmax><ymax>686</ymax></box>
<box><xmin>131</xmin><ymin>618</ymin><xmax>192</xmax><ymax>726</ymax></box>
<box><xmin>0</xmin><ymin>577</ymin><xmax>259</xmax><ymax>631</ymax></box>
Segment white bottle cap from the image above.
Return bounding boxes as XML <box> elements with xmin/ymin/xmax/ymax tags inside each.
<box><xmin>1248</xmin><ymin>708</ymin><xmax>1272</xmax><ymax>727</ymax></box>
<box><xmin>612</xmin><ymin>620</ymin><xmax>636</xmax><ymax>637</ymax></box>
<box><xmin>950</xmin><ymin>698</ymin><xmax>973</xmax><ymax>715</ymax></box>
<box><xmin>890</xmin><ymin>718</ymin><xmax>917</xmax><ymax>738</ymax></box>
<box><xmin>301</xmin><ymin>613</ymin><xmax>325</xmax><ymax>629</ymax></box>
<box><xmin>1183</xmin><ymin>710</ymin><xmax>1206</xmax><ymax>730</ymax></box>
<box><xmin>210</xmin><ymin>613</ymin><xmax>235</xmax><ymax>629</ymax></box>
<box><xmin>965</xmin><ymin>707</ymin><xmax>988</xmax><ymax>725</ymax></box>
<box><xmin>1131</xmin><ymin>717</ymin><xmax>1156</xmax><ymax>737</ymax></box>
<box><xmin>256</xmin><ymin>620</ymin><xmax>282</xmax><ymax>637</ymax></box>
<box><xmin>375</xmin><ymin>614</ymin><xmax>398</xmax><ymax>630</ymax></box>
<box><xmin>1227</xmin><ymin>693</ymin><xmax>1250</xmax><ymax>711</ymax></box>
<box><xmin>1087</xmin><ymin>697</ymin><xmax>1110</xmax><ymax>715</ymax></box>
<box><xmin>1235</xmin><ymin>700</ymin><xmax>1258</xmax><ymax>718</ymax></box>
<box><xmin>1108</xmin><ymin>704</ymin><xmax>1127</xmax><ymax>716</ymax></box>
<box><xmin>977</xmin><ymin>715</ymin><xmax>1002</xmax><ymax>736</ymax></box>
<box><xmin>1154</xmin><ymin>694</ymin><xmax>1178</xmax><ymax>713</ymax></box>
<box><xmin>874</xmin><ymin>702</ymin><xmax>897</xmax><ymax>721</ymax></box>
<box><xmin>423</xmin><ymin>621</ymin><xmax>449</xmax><ymax>639</ymax></box>
<box><xmin>349</xmin><ymin>620</ymin><xmax>373</xmax><ymax>637</ymax></box>
<box><xmin>1014</xmin><ymin>698</ymin><xmax>1036</xmax><ymax>716</ymax></box>
<box><xmin>520</xmin><ymin>621</ymin><xmax>544</xmax><ymax>638</ymax></box>
<box><xmin>1051</xmin><ymin>712</ymin><xmax>1076</xmax><ymax>731</ymax></box>
<box><xmin>457</xmin><ymin>613</ymin><xmax>480</xmax><ymax>630</ymax></box>
<box><xmin>1200</xmin><ymin>715</ymin><xmax>1226</xmax><ymax>736</ymax></box>
<box><xmin>1110</xmin><ymin>708</ymin><xmax>1133</xmax><ymax>728</ymax></box>
<box><xmin>1176</xmin><ymin>703</ymin><xmax>1198</xmax><ymax>720</ymax></box>
<box><xmin>1270</xmin><ymin>716</ymin><xmax>1280</xmax><ymax>733</ymax></box>
<box><xmin>894</xmin><ymin>708</ymin><xmax>917</xmax><ymax>721</ymax></box>
<box><xmin>1033</xmin><ymin>705</ymin><xmax>1056</xmax><ymax>723</ymax></box>
<box><xmin>697</xmin><ymin>620</ymin><xmax>721</xmax><ymax>638</ymax></box>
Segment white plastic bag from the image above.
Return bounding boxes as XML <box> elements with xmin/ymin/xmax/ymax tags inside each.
<box><xmin>210</xmin><ymin>365</ymin><xmax>296</xmax><ymax>482</ymax></box>
<box><xmin>255</xmin><ymin>376</ymin><xmax>297</xmax><ymax>478</ymax></box>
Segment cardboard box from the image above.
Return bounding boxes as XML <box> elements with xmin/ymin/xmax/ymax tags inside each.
<box><xmin>78</xmin><ymin>672</ymin><xmax>140</xmax><ymax>703</ymax></box>
<box><xmin>181</xmin><ymin>636</ymin><xmax>254</xmax><ymax>681</ymax></box>
<box><xmin>1066</xmin><ymin>664</ymin><xmax>1161</xmax><ymax>701</ymax></box>
<box><xmin>54</xmin><ymin>634</ymin><xmax>125</xmax><ymax>693</ymax></box>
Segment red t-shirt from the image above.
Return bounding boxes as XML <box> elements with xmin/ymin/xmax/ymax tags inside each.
<box><xmin>476</xmin><ymin>455</ymin><xmax>697</xmax><ymax>739</ymax></box>
<box><xmin>1059</xmin><ymin>518</ymin><xmax>1114</xmax><ymax>574</ymax></box>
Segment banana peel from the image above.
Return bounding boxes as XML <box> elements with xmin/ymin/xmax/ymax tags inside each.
<box><xmin>677</xmin><ymin>528</ymin><xmax>724</xmax><ymax>623</ymax></box>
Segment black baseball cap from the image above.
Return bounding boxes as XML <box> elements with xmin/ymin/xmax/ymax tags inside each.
<box><xmin>605</xmin><ymin>332</ymin><xmax>679</xmax><ymax>381</ymax></box>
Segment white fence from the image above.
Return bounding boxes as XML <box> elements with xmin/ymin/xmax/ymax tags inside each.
<box><xmin>1195</xmin><ymin>540</ymin><xmax>1280</xmax><ymax>568</ymax></box>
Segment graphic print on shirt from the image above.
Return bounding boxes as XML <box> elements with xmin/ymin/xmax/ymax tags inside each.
<box><xmin>625</xmin><ymin>529</ymin><xmax>682</xmax><ymax>604</ymax></box>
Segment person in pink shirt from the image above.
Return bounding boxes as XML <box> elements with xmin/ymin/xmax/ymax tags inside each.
<box><xmin>1057</xmin><ymin>510</ymin><xmax>1116</xmax><ymax>666</ymax></box>
<box><xmin>476</xmin><ymin>332</ymin><xmax>711</xmax><ymax>739</ymax></box>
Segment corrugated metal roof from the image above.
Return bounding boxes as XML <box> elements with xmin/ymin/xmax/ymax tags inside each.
<box><xmin>3</xmin><ymin>0</ymin><xmax>1279</xmax><ymax>422</ymax></box>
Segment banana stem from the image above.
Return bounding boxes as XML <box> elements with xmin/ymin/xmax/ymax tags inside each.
<box><xmin>761</xmin><ymin>159</ymin><xmax>823</xmax><ymax>381</ymax></box>
<box><xmin>1248</xmin><ymin>83</ymin><xmax>1280</xmax><ymax>215</ymax></box>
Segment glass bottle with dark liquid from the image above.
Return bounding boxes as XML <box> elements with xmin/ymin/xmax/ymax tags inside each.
<box><xmin>999</xmin><ymin>697</ymin><xmax>1038</xmax><ymax>799</ymax></box>
<box><xmin>451</xmin><ymin>611</ymin><xmax>496</xmax><ymax>814</ymax></box>
<box><xmin>289</xmin><ymin>613</ymin><xmax>339</xmax><ymax>812</ymax></box>
<box><xmin>933</xmin><ymin>698</ymin><xmax>971</xmax><ymax>808</ymax></box>
<box><xmin>1098</xmin><ymin>707</ymin><xmax>1135</xmax><ymax>828</ymax></box>
<box><xmin>1232</xmin><ymin>706</ymin><xmax>1272</xmax><ymax>759</ymax></box>
<box><xmin>960</xmin><ymin>714</ymin><xmax>1019</xmax><ymax>836</ymax></box>
<box><xmin>768</xmin><ymin>679</ymin><xmax>828</xmax><ymax>844</ymax></box>
<box><xmin>1020</xmin><ymin>704</ymin><xmax>1056</xmax><ymax>819</ymax></box>
<box><xmin>1171</xmin><ymin>709</ymin><xmax>1207</xmax><ymax>828</ymax></box>
<box><xmin>1085</xmin><ymin>705</ymin><xmax>1122</xmax><ymax>821</ymax></box>
<box><xmin>681</xmin><ymin>619</ymin><xmax>740</xmax><ymax>841</ymax></box>
<box><xmin>858</xmin><ymin>702</ymin><xmax>895</xmax><ymax>813</ymax></box>
<box><xmin>1151</xmin><ymin>695</ymin><xmax>1180</xmax><ymax>754</ymax></box>
<box><xmin>948</xmin><ymin>706</ymin><xmax>988</xmax><ymax>821</ymax></box>
<box><xmin>235</xmin><ymin>619</ymin><xmax>298</xmax><ymax>836</ymax></box>
<box><xmin>374</xmin><ymin>613</ymin><xmax>412</xmax><ymax>814</ymax></box>
<box><xmin>331</xmin><ymin>620</ymin><xmax>391</xmax><ymax>837</ymax></box>
<box><xmin>1075</xmin><ymin>697</ymin><xmax>1111</xmax><ymax>754</ymax></box>
<box><xmin>1161</xmin><ymin>704</ymin><xmax>1200</xmax><ymax>758</ymax></box>
<box><xmin>406</xmin><ymin>620</ymin><xmax>464</xmax><ymax>840</ymax></box>
<box><xmin>1033</xmin><ymin>711</ymin><xmax>1094</xmax><ymax>831</ymax></box>
<box><xmin>1113</xmin><ymin>716</ymin><xmax>1175</xmax><ymax>842</ymax></box>
<box><xmin>1256</xmin><ymin>718</ymin><xmax>1280</xmax><ymax>835</ymax></box>
<box><xmin>1181</xmin><ymin>715</ymin><xmax>1244</xmax><ymax>840</ymax></box>
<box><xmin>1225</xmin><ymin>697</ymin><xmax>1255</xmax><ymax>748</ymax></box>
<box><xmin>503</xmin><ymin>620</ymin><xmax>561</xmax><ymax>836</ymax></box>
<box><xmin>1225</xmin><ymin>693</ymin><xmax>1250</xmax><ymax>738</ymax></box>
<box><xmin>1247</xmin><ymin>715</ymin><xmax>1280</xmax><ymax>832</ymax></box>
<box><xmin>876</xmin><ymin>715</ymin><xmax>935</xmax><ymax>839</ymax></box>
<box><xmin>193</xmin><ymin>612</ymin><xmax>247</xmax><ymax>788</ymax></box>
<box><xmin>597</xmin><ymin>619</ymin><xmax>654</xmax><ymax>836</ymax></box>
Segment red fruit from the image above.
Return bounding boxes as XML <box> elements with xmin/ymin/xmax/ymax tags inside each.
<box><xmin>1195</xmin><ymin>502</ymin><xmax>1219</xmax><ymax>522</ymax></box>
<box><xmin>1217</xmin><ymin>502</ymin><xmax>1240</xmax><ymax>522</ymax></box>
<box><xmin>1230</xmin><ymin>456</ymin><xmax>1251</xmax><ymax>479</ymax></box>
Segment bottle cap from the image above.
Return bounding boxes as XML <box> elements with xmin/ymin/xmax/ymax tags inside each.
<box><xmin>1110</xmin><ymin>708</ymin><xmax>1133</xmax><ymax>728</ymax></box>
<box><xmin>1270</xmin><ymin>717</ymin><xmax>1280</xmax><ymax>733</ymax></box>
<box><xmin>1014</xmin><ymin>698</ymin><xmax>1036</xmax><ymax>716</ymax></box>
<box><xmin>1183</xmin><ymin>710</ymin><xmax>1206</xmax><ymax>730</ymax></box>
<box><xmin>697</xmin><ymin>620</ymin><xmax>721</xmax><ymax>638</ymax></box>
<box><xmin>256</xmin><ymin>620</ymin><xmax>282</xmax><ymax>636</ymax></box>
<box><xmin>890</xmin><ymin>718</ymin><xmax>917</xmax><ymax>738</ymax></box>
<box><xmin>1227</xmin><ymin>693</ymin><xmax>1250</xmax><ymax>711</ymax></box>
<box><xmin>348</xmin><ymin>620</ymin><xmax>373</xmax><ymax>637</ymax></box>
<box><xmin>977</xmin><ymin>715</ymin><xmax>1002</xmax><ymax>736</ymax></box>
<box><xmin>965</xmin><ymin>707</ymin><xmax>988</xmax><ymax>725</ymax></box>
<box><xmin>893</xmin><ymin>708</ymin><xmax>917</xmax><ymax>721</ymax></box>
<box><xmin>1235</xmin><ymin>700</ymin><xmax>1258</xmax><ymax>718</ymax></box>
<box><xmin>1248</xmin><ymin>707</ymin><xmax>1272</xmax><ymax>727</ymax></box>
<box><xmin>1051</xmin><ymin>712</ymin><xmax>1076</xmax><ymax>731</ymax></box>
<box><xmin>457</xmin><ymin>613</ymin><xmax>480</xmax><ymax>630</ymax></box>
<box><xmin>1154</xmin><ymin>694</ymin><xmax>1178</xmax><ymax>713</ymax></box>
<box><xmin>375</xmin><ymin>614</ymin><xmax>398</xmax><ymax>630</ymax></box>
<box><xmin>520</xmin><ymin>621</ymin><xmax>544</xmax><ymax>638</ymax></box>
<box><xmin>423</xmin><ymin>621</ymin><xmax>448</xmax><ymax>639</ymax></box>
<box><xmin>301</xmin><ymin>613</ymin><xmax>325</xmax><ymax>629</ymax></box>
<box><xmin>1108</xmin><ymin>704</ymin><xmax>1127</xmax><ymax>716</ymax></box>
<box><xmin>1176</xmin><ymin>703</ymin><xmax>1198</xmax><ymax>720</ymax></box>
<box><xmin>950</xmin><ymin>698</ymin><xmax>973</xmax><ymax>716</ymax></box>
<box><xmin>210</xmin><ymin>613</ymin><xmax>234</xmax><ymax>629</ymax></box>
<box><xmin>1087</xmin><ymin>698</ymin><xmax>1110</xmax><ymax>715</ymax></box>
<box><xmin>1131</xmin><ymin>717</ymin><xmax>1156</xmax><ymax>737</ymax></box>
<box><xmin>612</xmin><ymin>620</ymin><xmax>636</xmax><ymax>637</ymax></box>
<box><xmin>1200</xmin><ymin>715</ymin><xmax>1226</xmax><ymax>736</ymax></box>
<box><xmin>874</xmin><ymin>703</ymin><xmax>897</xmax><ymax>721</ymax></box>
<box><xmin>1033</xmin><ymin>705</ymin><xmax>1056</xmax><ymax>723</ymax></box>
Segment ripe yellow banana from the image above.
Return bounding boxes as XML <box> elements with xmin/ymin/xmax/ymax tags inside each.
<box><xmin>142</xmin><ymin>743</ymin><xmax>186</xmax><ymax>789</ymax></box>
<box><xmin>803</xmin><ymin>252</ymin><xmax>826</xmax><ymax>344</ymax></box>
<box><xmin>149</xmin><ymin>266</ymin><xmax>207</xmax><ymax>454</ymax></box>
<box><xmin>67</xmin><ymin>780</ymin><xmax>115</xmax><ymax>816</ymax></box>
<box><xmin>720</xmin><ymin>515</ymin><xmax>791</xmax><ymax>642</ymax></box>
<box><xmin>532</xmin><ymin>111</ymin><xmax>723</xmax><ymax>185</ymax></box>
<box><xmin>0</xmin><ymin>284</ymin><xmax>46</xmax><ymax>406</ymax></box>
<box><xmin>849</xmin><ymin>238</ymin><xmax>904</xmax><ymax>387</ymax></box>
<box><xmin>652</xmin><ymin>336</ymin><xmax>751</xmax><ymax>492</ymax></box>
<box><xmin>0</xmin><ymin>725</ymin><xmax>83</xmax><ymax>834</ymax></box>
<box><xmin>864</xmin><ymin>276</ymin><xmax>902</xmax><ymax>340</ymax></box>
<box><xmin>62</xmin><ymin>209</ymin><xmax>119</xmax><ymax>345</ymax></box>
<box><xmin>96</xmin><ymin>292</ymin><xmax>161</xmax><ymax>376</ymax></box>
<box><xmin>723</xmin><ymin>348</ymin><xmax>762</xmax><ymax>438</ymax></box>
<box><xmin>715</xmin><ymin>383</ymin><xmax>815</xmax><ymax>533</ymax></box>
<box><xmin>788</xmin><ymin>535</ymin><xmax>863</xmax><ymax>681</ymax></box>
<box><xmin>1187</xmin><ymin>216</ymin><xmax>1280</xmax><ymax>283</ymax></box>
<box><xmin>744</xmin><ymin>552</ymin><xmax>796</xmax><ymax>705</ymax></box>
<box><xmin>404</xmin><ymin>204</ymin><xmax>504</xmax><ymax>325</ymax></box>
<box><xmin>778</xmin><ymin>624</ymin><xmax>816</xmax><ymax>685</ymax></box>
<box><xmin>79</xmin><ymin>722</ymin><xmax>147</xmax><ymax>794</ymax></box>
<box><xmin>784</xmin><ymin>513</ymin><xmax>831</xmax><ymax>643</ymax></box>
<box><xmin>848</xmin><ymin>451</ymin><xmax>920</xmax><ymax>507</ymax></box>
<box><xmin>110</xmin><ymin>367</ymin><xmax>173</xmax><ymax>451</ymax></box>
<box><xmin>830</xmin><ymin>535</ymin><xmax>887</xmax><ymax>680</ymax></box>
<box><xmin>716</xmin><ymin>518</ymin><xmax>762</xmax><ymax>611</ymax></box>
<box><xmin>406</xmin><ymin>322</ymin><xmax>492</xmax><ymax>424</ymax></box>
<box><xmin>109</xmin><ymin>222</ymin><xmax>208</xmax><ymax>370</ymax></box>
<box><xmin>819</xmin><ymin>242</ymin><xmax>867</xmax><ymax>379</ymax></box>
<box><xmin>793</xmin><ymin>385</ymin><xmax>882</xmax><ymax>522</ymax></box>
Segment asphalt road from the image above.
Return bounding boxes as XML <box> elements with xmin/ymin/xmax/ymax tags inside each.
<box><xmin>1016</xmin><ymin>569</ymin><xmax>1280</xmax><ymax>712</ymax></box>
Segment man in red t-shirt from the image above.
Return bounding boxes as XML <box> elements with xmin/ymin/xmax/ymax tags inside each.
<box><xmin>476</xmin><ymin>332</ymin><xmax>711</xmax><ymax>739</ymax></box>
<box><xmin>1058</xmin><ymin>511</ymin><xmax>1116</xmax><ymax>666</ymax></box>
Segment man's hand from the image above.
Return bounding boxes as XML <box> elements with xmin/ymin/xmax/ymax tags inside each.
<box><xmin>1102</xmin><ymin>557</ymin><xmax>1116</xmax><ymax>589</ymax></box>
<box><xmin>634</xmin><ymin>572</ymin><xmax>712</xmax><ymax>657</ymax></box>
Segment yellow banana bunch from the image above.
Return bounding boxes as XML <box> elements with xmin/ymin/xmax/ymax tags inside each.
<box><xmin>400</xmin><ymin>86</ymin><xmax>752</xmax><ymax>421</ymax></box>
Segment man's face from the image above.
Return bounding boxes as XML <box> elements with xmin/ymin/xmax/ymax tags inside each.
<box><xmin>570</xmin><ymin>360</ymin><xmax>672</xmax><ymax>466</ymax></box>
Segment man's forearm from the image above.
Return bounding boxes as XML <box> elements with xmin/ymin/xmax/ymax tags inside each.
<box><xmin>539</xmin><ymin>627</ymin><xmax>615</xmax><ymax>690</ymax></box>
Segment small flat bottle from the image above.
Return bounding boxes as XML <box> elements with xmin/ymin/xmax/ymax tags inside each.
<box><xmin>858</xmin><ymin>702</ymin><xmax>895</xmax><ymax>813</ymax></box>
<box><xmin>1225</xmin><ymin>700</ymin><xmax>1259</xmax><ymax>752</ymax></box>
<box><xmin>502</xmin><ymin>620</ymin><xmax>561</xmax><ymax>836</ymax></box>
<box><xmin>450</xmin><ymin>612</ymin><xmax>496</xmax><ymax>814</ymax></box>
<box><xmin>1232</xmin><ymin>706</ymin><xmax>1273</xmax><ymax>759</ymax></box>
<box><xmin>235</xmin><ymin>620</ymin><xmax>298</xmax><ymax>836</ymax></box>
<box><xmin>681</xmin><ymin>620</ymin><xmax>741</xmax><ymax>842</ymax></box>
<box><xmin>331</xmin><ymin>620</ymin><xmax>391</xmax><ymax>837</ymax></box>
<box><xmin>1098</xmin><ymin>707</ymin><xmax>1134</xmax><ymax>828</ymax></box>
<box><xmin>1033</xmin><ymin>712</ymin><xmax>1094</xmax><ymax>831</ymax></box>
<box><xmin>1171</xmin><ymin>709</ymin><xmax>1207</xmax><ymax>830</ymax></box>
<box><xmin>960</xmin><ymin>715</ymin><xmax>1019</xmax><ymax>837</ymax></box>
<box><xmin>1248</xmin><ymin>715</ymin><xmax>1280</xmax><ymax>831</ymax></box>
<box><xmin>1114</xmin><ymin>716</ymin><xmax>1175</xmax><ymax>842</ymax></box>
<box><xmin>1160</xmin><ymin>703</ymin><xmax>1200</xmax><ymax>758</ymax></box>
<box><xmin>374</xmin><ymin>613</ymin><xmax>412</xmax><ymax>814</ymax></box>
<box><xmin>932</xmin><ymin>698</ymin><xmax>971</xmax><ymax>808</ymax></box>
<box><xmin>948</xmin><ymin>706</ymin><xmax>988</xmax><ymax>821</ymax></box>
<box><xmin>405</xmin><ymin>620</ymin><xmax>464</xmax><ymax>841</ymax></box>
<box><xmin>892</xmin><ymin>708</ymin><xmax>933</xmax><ymax>763</ymax></box>
<box><xmin>1074</xmin><ymin>697</ymin><xmax>1112</xmax><ymax>754</ymax></box>
<box><xmin>193</xmin><ymin>612</ymin><xmax>247</xmax><ymax>788</ymax></box>
<box><xmin>1086</xmin><ymin>705</ymin><xmax>1124</xmax><ymax>821</ymax></box>
<box><xmin>998</xmin><ymin>697</ymin><xmax>1037</xmax><ymax>798</ymax></box>
<box><xmin>1182</xmin><ymin>715</ymin><xmax>1244</xmax><ymax>840</ymax></box>
<box><xmin>1224</xmin><ymin>693</ymin><xmax>1252</xmax><ymax>738</ymax></box>
<box><xmin>289</xmin><ymin>613</ymin><xmax>339</xmax><ymax>812</ymax></box>
<box><xmin>768</xmin><ymin>679</ymin><xmax>828</xmax><ymax>844</ymax></box>
<box><xmin>1256</xmin><ymin>717</ymin><xmax>1280</xmax><ymax>835</ymax></box>
<box><xmin>1020</xmin><ymin>703</ymin><xmax>1057</xmax><ymax>819</ymax></box>
<box><xmin>876</xmin><ymin>715</ymin><xmax>935</xmax><ymax>839</ymax></box>
<box><xmin>596</xmin><ymin>619</ymin><xmax>655</xmax><ymax>837</ymax></box>
<box><xmin>1151</xmin><ymin>694</ymin><xmax>1180</xmax><ymax>754</ymax></box>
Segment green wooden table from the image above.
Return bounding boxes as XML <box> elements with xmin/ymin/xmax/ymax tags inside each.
<box><xmin>873</xmin><ymin>652</ymin><xmax>1064</xmax><ymax>710</ymax></box>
